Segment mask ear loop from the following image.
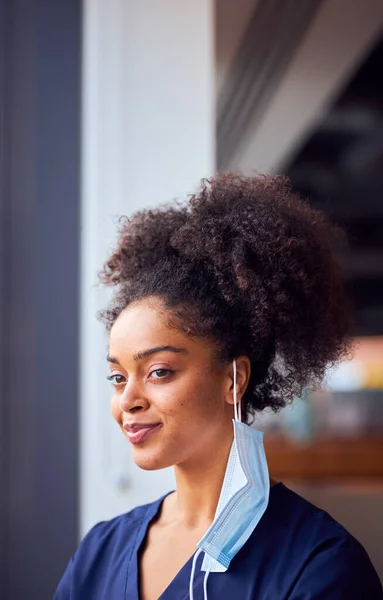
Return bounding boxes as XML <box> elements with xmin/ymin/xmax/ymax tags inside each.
<box><xmin>203</xmin><ymin>569</ymin><xmax>210</xmax><ymax>600</ymax></box>
<box><xmin>233</xmin><ymin>359</ymin><xmax>241</xmax><ymax>422</ymax></box>
<box><xmin>189</xmin><ymin>548</ymin><xmax>202</xmax><ymax>600</ymax></box>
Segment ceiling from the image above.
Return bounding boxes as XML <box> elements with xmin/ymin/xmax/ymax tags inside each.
<box><xmin>216</xmin><ymin>0</ymin><xmax>383</xmax><ymax>335</ymax></box>
<box><xmin>285</xmin><ymin>35</ymin><xmax>383</xmax><ymax>335</ymax></box>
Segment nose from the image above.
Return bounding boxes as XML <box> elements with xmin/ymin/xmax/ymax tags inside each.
<box><xmin>119</xmin><ymin>378</ymin><xmax>150</xmax><ymax>414</ymax></box>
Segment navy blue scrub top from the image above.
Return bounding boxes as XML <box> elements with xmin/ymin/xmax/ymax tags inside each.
<box><xmin>54</xmin><ymin>483</ymin><xmax>382</xmax><ymax>599</ymax></box>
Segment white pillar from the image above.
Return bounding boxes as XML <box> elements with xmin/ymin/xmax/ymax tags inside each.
<box><xmin>80</xmin><ymin>0</ymin><xmax>215</xmax><ymax>536</ymax></box>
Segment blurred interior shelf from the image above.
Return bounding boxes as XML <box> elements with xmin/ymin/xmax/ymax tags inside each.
<box><xmin>265</xmin><ymin>434</ymin><xmax>383</xmax><ymax>481</ymax></box>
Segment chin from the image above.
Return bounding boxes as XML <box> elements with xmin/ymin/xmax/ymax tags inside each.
<box><xmin>131</xmin><ymin>448</ymin><xmax>173</xmax><ymax>471</ymax></box>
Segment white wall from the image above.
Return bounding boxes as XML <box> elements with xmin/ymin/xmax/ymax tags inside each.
<box><xmin>80</xmin><ymin>0</ymin><xmax>215</xmax><ymax>537</ymax></box>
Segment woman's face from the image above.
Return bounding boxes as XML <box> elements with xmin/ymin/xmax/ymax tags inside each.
<box><xmin>108</xmin><ymin>296</ymin><xmax>239</xmax><ymax>471</ymax></box>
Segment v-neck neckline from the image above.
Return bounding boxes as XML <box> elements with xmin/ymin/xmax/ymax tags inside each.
<box><xmin>125</xmin><ymin>484</ymin><xmax>284</xmax><ymax>600</ymax></box>
<box><xmin>125</xmin><ymin>492</ymin><xmax>204</xmax><ymax>600</ymax></box>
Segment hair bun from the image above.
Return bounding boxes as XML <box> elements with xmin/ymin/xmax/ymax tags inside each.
<box><xmin>100</xmin><ymin>206</ymin><xmax>188</xmax><ymax>286</ymax></box>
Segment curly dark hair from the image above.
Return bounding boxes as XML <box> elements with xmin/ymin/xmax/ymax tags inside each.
<box><xmin>98</xmin><ymin>173</ymin><xmax>352</xmax><ymax>421</ymax></box>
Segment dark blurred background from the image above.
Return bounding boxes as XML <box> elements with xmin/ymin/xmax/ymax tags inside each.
<box><xmin>1</xmin><ymin>1</ymin><xmax>382</xmax><ymax>598</ymax></box>
<box><xmin>286</xmin><ymin>34</ymin><xmax>383</xmax><ymax>337</ymax></box>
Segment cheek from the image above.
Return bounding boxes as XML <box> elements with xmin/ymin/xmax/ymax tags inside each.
<box><xmin>159</xmin><ymin>377</ymin><xmax>223</xmax><ymax>424</ymax></box>
<box><xmin>151</xmin><ymin>392</ymin><xmax>184</xmax><ymax>420</ymax></box>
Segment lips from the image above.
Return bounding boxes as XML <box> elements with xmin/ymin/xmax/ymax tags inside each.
<box><xmin>123</xmin><ymin>422</ymin><xmax>162</xmax><ymax>445</ymax></box>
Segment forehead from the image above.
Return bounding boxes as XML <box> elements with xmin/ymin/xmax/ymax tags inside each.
<box><xmin>108</xmin><ymin>297</ymin><xmax>216</xmax><ymax>360</ymax></box>
<box><xmin>110</xmin><ymin>298</ymin><xmax>177</xmax><ymax>346</ymax></box>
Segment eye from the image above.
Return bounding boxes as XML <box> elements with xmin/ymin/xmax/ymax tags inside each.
<box><xmin>106</xmin><ymin>374</ymin><xmax>126</xmax><ymax>386</ymax></box>
<box><xmin>150</xmin><ymin>369</ymin><xmax>173</xmax><ymax>380</ymax></box>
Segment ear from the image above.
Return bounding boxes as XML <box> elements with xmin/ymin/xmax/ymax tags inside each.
<box><xmin>224</xmin><ymin>355</ymin><xmax>251</xmax><ymax>408</ymax></box>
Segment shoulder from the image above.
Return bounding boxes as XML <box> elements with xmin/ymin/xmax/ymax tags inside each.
<box><xmin>54</xmin><ymin>496</ymin><xmax>166</xmax><ymax>599</ymax></box>
<box><xmin>267</xmin><ymin>484</ymin><xmax>382</xmax><ymax>598</ymax></box>
<box><xmin>269</xmin><ymin>483</ymin><xmax>360</xmax><ymax>544</ymax></box>
<box><xmin>77</xmin><ymin>496</ymin><xmax>162</xmax><ymax>556</ymax></box>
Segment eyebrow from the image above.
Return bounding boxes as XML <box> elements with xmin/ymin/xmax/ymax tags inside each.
<box><xmin>106</xmin><ymin>345</ymin><xmax>188</xmax><ymax>364</ymax></box>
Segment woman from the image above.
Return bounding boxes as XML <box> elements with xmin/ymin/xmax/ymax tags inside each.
<box><xmin>55</xmin><ymin>174</ymin><xmax>382</xmax><ymax>599</ymax></box>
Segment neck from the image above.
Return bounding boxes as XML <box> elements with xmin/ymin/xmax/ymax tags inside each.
<box><xmin>171</xmin><ymin>424</ymin><xmax>234</xmax><ymax>528</ymax></box>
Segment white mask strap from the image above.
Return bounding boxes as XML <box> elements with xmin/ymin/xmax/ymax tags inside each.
<box><xmin>189</xmin><ymin>548</ymin><xmax>202</xmax><ymax>600</ymax></box>
<box><xmin>203</xmin><ymin>569</ymin><xmax>210</xmax><ymax>600</ymax></box>
<box><xmin>233</xmin><ymin>359</ymin><xmax>241</xmax><ymax>422</ymax></box>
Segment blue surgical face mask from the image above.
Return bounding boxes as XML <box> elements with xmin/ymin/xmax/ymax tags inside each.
<box><xmin>189</xmin><ymin>359</ymin><xmax>270</xmax><ymax>600</ymax></box>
